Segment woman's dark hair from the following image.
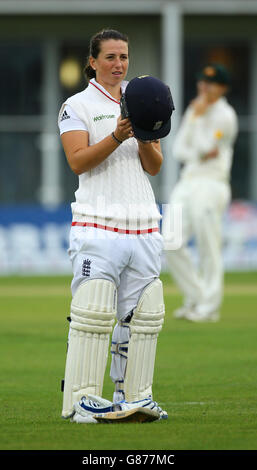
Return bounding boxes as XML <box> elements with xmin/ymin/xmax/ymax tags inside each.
<box><xmin>84</xmin><ymin>29</ymin><xmax>129</xmax><ymax>81</ymax></box>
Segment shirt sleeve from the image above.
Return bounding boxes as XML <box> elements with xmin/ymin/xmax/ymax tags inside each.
<box><xmin>58</xmin><ymin>104</ymin><xmax>88</xmax><ymax>135</ymax></box>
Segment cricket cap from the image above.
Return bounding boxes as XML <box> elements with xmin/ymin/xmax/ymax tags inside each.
<box><xmin>197</xmin><ymin>64</ymin><xmax>231</xmax><ymax>85</ymax></box>
<box><xmin>124</xmin><ymin>75</ymin><xmax>175</xmax><ymax>141</ymax></box>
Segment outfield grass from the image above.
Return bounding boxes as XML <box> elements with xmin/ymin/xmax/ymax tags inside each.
<box><xmin>0</xmin><ymin>272</ymin><xmax>257</xmax><ymax>450</ymax></box>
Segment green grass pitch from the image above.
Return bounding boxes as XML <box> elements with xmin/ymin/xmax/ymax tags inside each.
<box><xmin>0</xmin><ymin>272</ymin><xmax>257</xmax><ymax>450</ymax></box>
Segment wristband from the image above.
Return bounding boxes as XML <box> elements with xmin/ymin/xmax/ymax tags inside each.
<box><xmin>111</xmin><ymin>132</ymin><xmax>123</xmax><ymax>145</ymax></box>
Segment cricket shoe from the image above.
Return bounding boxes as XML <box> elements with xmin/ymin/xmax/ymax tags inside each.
<box><xmin>118</xmin><ymin>397</ymin><xmax>168</xmax><ymax>420</ymax></box>
<box><xmin>185</xmin><ymin>309</ymin><xmax>220</xmax><ymax>323</ymax></box>
<box><xmin>71</xmin><ymin>395</ymin><xmax>120</xmax><ymax>424</ymax></box>
<box><xmin>173</xmin><ymin>305</ymin><xmax>193</xmax><ymax>319</ymax></box>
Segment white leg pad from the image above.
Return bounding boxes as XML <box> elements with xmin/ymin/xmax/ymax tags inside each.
<box><xmin>111</xmin><ymin>279</ymin><xmax>165</xmax><ymax>403</ymax></box>
<box><xmin>62</xmin><ymin>279</ymin><xmax>116</xmax><ymax>418</ymax></box>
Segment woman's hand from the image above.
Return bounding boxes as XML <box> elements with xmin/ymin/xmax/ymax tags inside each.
<box><xmin>137</xmin><ymin>139</ymin><xmax>163</xmax><ymax>176</ymax></box>
<box><xmin>191</xmin><ymin>93</ymin><xmax>209</xmax><ymax>116</ymax></box>
<box><xmin>201</xmin><ymin>148</ymin><xmax>219</xmax><ymax>161</ymax></box>
<box><xmin>113</xmin><ymin>116</ymin><xmax>134</xmax><ymax>142</ymax></box>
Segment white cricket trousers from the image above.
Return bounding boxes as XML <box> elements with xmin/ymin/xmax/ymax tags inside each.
<box><xmin>163</xmin><ymin>177</ymin><xmax>231</xmax><ymax>314</ymax></box>
<box><xmin>68</xmin><ymin>226</ymin><xmax>163</xmax><ymax>320</ymax></box>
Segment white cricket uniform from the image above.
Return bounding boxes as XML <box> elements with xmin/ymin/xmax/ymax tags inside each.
<box><xmin>162</xmin><ymin>97</ymin><xmax>238</xmax><ymax>315</ymax></box>
<box><xmin>58</xmin><ymin>78</ymin><xmax>163</xmax><ymax>320</ymax></box>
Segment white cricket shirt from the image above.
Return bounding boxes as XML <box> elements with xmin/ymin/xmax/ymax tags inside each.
<box><xmin>172</xmin><ymin>97</ymin><xmax>238</xmax><ymax>182</ymax></box>
<box><xmin>58</xmin><ymin>79</ymin><xmax>161</xmax><ymax>233</ymax></box>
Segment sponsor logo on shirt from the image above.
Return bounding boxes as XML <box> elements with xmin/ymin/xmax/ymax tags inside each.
<box><xmin>60</xmin><ymin>110</ymin><xmax>70</xmax><ymax>121</ymax></box>
<box><xmin>214</xmin><ymin>129</ymin><xmax>224</xmax><ymax>139</ymax></box>
<box><xmin>93</xmin><ymin>114</ymin><xmax>115</xmax><ymax>122</ymax></box>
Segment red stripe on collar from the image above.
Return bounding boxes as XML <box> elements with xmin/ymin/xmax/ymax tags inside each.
<box><xmin>90</xmin><ymin>81</ymin><xmax>120</xmax><ymax>104</ymax></box>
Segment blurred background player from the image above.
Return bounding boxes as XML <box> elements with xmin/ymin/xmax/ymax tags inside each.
<box><xmin>163</xmin><ymin>64</ymin><xmax>238</xmax><ymax>322</ymax></box>
<box><xmin>58</xmin><ymin>29</ymin><xmax>172</xmax><ymax>422</ymax></box>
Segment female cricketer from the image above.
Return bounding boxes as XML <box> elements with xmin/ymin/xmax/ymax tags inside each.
<box><xmin>163</xmin><ymin>64</ymin><xmax>238</xmax><ymax>323</ymax></box>
<box><xmin>58</xmin><ymin>29</ymin><xmax>171</xmax><ymax>422</ymax></box>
